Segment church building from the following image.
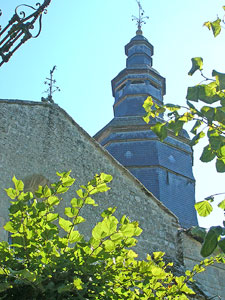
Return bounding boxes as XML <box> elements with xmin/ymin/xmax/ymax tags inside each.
<box><xmin>0</xmin><ymin>3</ymin><xmax>224</xmax><ymax>298</ymax></box>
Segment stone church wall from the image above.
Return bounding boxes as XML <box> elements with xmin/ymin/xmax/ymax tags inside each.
<box><xmin>0</xmin><ymin>100</ymin><xmax>180</xmax><ymax>261</ymax></box>
<box><xmin>0</xmin><ymin>100</ymin><xmax>224</xmax><ymax>299</ymax></box>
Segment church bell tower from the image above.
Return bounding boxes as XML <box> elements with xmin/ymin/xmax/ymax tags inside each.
<box><xmin>94</xmin><ymin>3</ymin><xmax>198</xmax><ymax>228</ymax></box>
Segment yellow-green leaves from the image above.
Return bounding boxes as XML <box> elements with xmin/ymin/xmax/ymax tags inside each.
<box><xmin>188</xmin><ymin>57</ymin><xmax>203</xmax><ymax>76</ymax></box>
<box><xmin>212</xmin><ymin>70</ymin><xmax>225</xmax><ymax>90</ymax></box>
<box><xmin>194</xmin><ymin>200</ymin><xmax>213</xmax><ymax>217</ymax></box>
<box><xmin>0</xmin><ymin>171</ymin><xmax>222</xmax><ymax>298</ymax></box>
<box><xmin>211</xmin><ymin>18</ymin><xmax>221</xmax><ymax>37</ymax></box>
<box><xmin>151</xmin><ymin>122</ymin><xmax>167</xmax><ymax>141</ymax></box>
<box><xmin>204</xmin><ymin>18</ymin><xmax>221</xmax><ymax>37</ymax></box>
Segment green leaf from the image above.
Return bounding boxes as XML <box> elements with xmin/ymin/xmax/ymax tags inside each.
<box><xmin>47</xmin><ymin>213</ymin><xmax>59</xmax><ymax>222</ymax></box>
<box><xmin>212</xmin><ymin>70</ymin><xmax>225</xmax><ymax>90</ymax></box>
<box><xmin>120</xmin><ymin>223</ymin><xmax>135</xmax><ymax>237</ymax></box>
<box><xmin>69</xmin><ymin>230</ymin><xmax>81</xmax><ymax>243</ymax></box>
<box><xmin>201</xmin><ymin>228</ymin><xmax>218</xmax><ymax>257</ymax></box>
<box><xmin>71</xmin><ymin>198</ymin><xmax>83</xmax><ymax>208</ymax></box>
<box><xmin>73</xmin><ymin>278</ymin><xmax>83</xmax><ymax>290</ymax></box>
<box><xmin>201</xmin><ymin>106</ymin><xmax>215</xmax><ymax>123</ymax></box>
<box><xmin>59</xmin><ymin>217</ymin><xmax>73</xmax><ymax>233</ymax></box>
<box><xmin>74</xmin><ymin>216</ymin><xmax>85</xmax><ymax>225</ymax></box>
<box><xmin>188</xmin><ymin>57</ymin><xmax>203</xmax><ymax>76</ymax></box>
<box><xmin>101</xmin><ymin>207</ymin><xmax>117</xmax><ymax>218</ymax></box>
<box><xmin>100</xmin><ymin>173</ymin><xmax>113</xmax><ymax>183</ymax></box>
<box><xmin>76</xmin><ymin>189</ymin><xmax>87</xmax><ymax>198</ymax></box>
<box><xmin>56</xmin><ymin>185</ymin><xmax>69</xmax><ymax>194</ymax></box>
<box><xmin>12</xmin><ymin>176</ymin><xmax>24</xmax><ymax>192</ymax></box>
<box><xmin>195</xmin><ymin>201</ymin><xmax>213</xmax><ymax>217</ymax></box>
<box><xmin>35</xmin><ymin>185</ymin><xmax>43</xmax><ymax>198</ymax></box>
<box><xmin>5</xmin><ymin>188</ymin><xmax>17</xmax><ymax>200</ymax></box>
<box><xmin>165</xmin><ymin>104</ymin><xmax>181</xmax><ymax>112</ymax></box>
<box><xmin>65</xmin><ymin>207</ymin><xmax>78</xmax><ymax>218</ymax></box>
<box><xmin>200</xmin><ymin>145</ymin><xmax>216</xmax><ymax>162</ymax></box>
<box><xmin>186</xmin><ymin>86</ymin><xmax>199</xmax><ymax>102</ymax></box>
<box><xmin>4</xmin><ymin>221</ymin><xmax>17</xmax><ymax>233</ymax></box>
<box><xmin>203</xmin><ymin>21</ymin><xmax>211</xmax><ymax>30</ymax></box>
<box><xmin>19</xmin><ymin>269</ymin><xmax>36</xmax><ymax>282</ymax></box>
<box><xmin>151</xmin><ymin>123</ymin><xmax>167</xmax><ymax>141</ymax></box>
<box><xmin>43</xmin><ymin>185</ymin><xmax>51</xmax><ymax>198</ymax></box>
<box><xmin>218</xmin><ymin>199</ymin><xmax>225</xmax><ymax>210</ymax></box>
<box><xmin>103</xmin><ymin>240</ymin><xmax>116</xmax><ymax>252</ymax></box>
<box><xmin>61</xmin><ymin>177</ymin><xmax>75</xmax><ymax>187</ymax></box>
<box><xmin>189</xmin><ymin>131</ymin><xmax>205</xmax><ymax>147</ymax></box>
<box><xmin>216</xmin><ymin>158</ymin><xmax>225</xmax><ymax>173</ymax></box>
<box><xmin>190</xmin><ymin>120</ymin><xmax>202</xmax><ymax>135</ymax></box>
<box><xmin>199</xmin><ymin>83</ymin><xmax>220</xmax><ymax>104</ymax></box>
<box><xmin>167</xmin><ymin>120</ymin><xmax>185</xmax><ymax>136</ymax></box>
<box><xmin>85</xmin><ymin>197</ymin><xmax>97</xmax><ymax>206</ymax></box>
<box><xmin>92</xmin><ymin>222</ymin><xmax>107</xmax><ymax>240</ymax></box>
<box><xmin>218</xmin><ymin>238</ymin><xmax>225</xmax><ymax>253</ymax></box>
<box><xmin>215</xmin><ymin>107</ymin><xmax>225</xmax><ymax>124</ymax></box>
<box><xmin>47</xmin><ymin>196</ymin><xmax>60</xmax><ymax>206</ymax></box>
<box><xmin>143</xmin><ymin>96</ymin><xmax>154</xmax><ymax>111</ymax></box>
<box><xmin>211</xmin><ymin>18</ymin><xmax>221</xmax><ymax>37</ymax></box>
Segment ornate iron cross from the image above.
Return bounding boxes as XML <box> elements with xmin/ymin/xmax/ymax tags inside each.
<box><xmin>0</xmin><ymin>0</ymin><xmax>51</xmax><ymax>67</ymax></box>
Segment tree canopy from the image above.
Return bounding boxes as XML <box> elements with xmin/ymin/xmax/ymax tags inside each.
<box><xmin>143</xmin><ymin>5</ymin><xmax>225</xmax><ymax>257</ymax></box>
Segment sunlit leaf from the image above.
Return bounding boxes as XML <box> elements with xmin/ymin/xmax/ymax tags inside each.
<box><xmin>211</xmin><ymin>18</ymin><xmax>221</xmax><ymax>37</ymax></box>
<box><xmin>59</xmin><ymin>217</ymin><xmax>73</xmax><ymax>233</ymax></box>
<box><xmin>151</xmin><ymin>122</ymin><xmax>167</xmax><ymax>141</ymax></box>
<box><xmin>188</xmin><ymin>57</ymin><xmax>203</xmax><ymax>76</ymax></box>
<box><xmin>212</xmin><ymin>70</ymin><xmax>225</xmax><ymax>90</ymax></box>
<box><xmin>218</xmin><ymin>199</ymin><xmax>225</xmax><ymax>210</ymax></box>
<box><xmin>194</xmin><ymin>201</ymin><xmax>213</xmax><ymax>217</ymax></box>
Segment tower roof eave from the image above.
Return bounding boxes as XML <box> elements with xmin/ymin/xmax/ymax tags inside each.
<box><xmin>111</xmin><ymin>67</ymin><xmax>166</xmax><ymax>97</ymax></box>
<box><xmin>125</xmin><ymin>36</ymin><xmax>154</xmax><ymax>56</ymax></box>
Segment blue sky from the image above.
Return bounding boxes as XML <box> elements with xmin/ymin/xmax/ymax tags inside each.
<box><xmin>0</xmin><ymin>0</ymin><xmax>224</xmax><ymax>227</ymax></box>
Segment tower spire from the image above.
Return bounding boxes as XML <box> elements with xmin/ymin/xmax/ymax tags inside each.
<box><xmin>132</xmin><ymin>0</ymin><xmax>149</xmax><ymax>35</ymax></box>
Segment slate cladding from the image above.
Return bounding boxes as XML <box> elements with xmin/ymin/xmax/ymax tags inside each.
<box><xmin>94</xmin><ymin>31</ymin><xmax>198</xmax><ymax>228</ymax></box>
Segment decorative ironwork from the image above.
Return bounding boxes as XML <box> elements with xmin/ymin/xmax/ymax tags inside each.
<box><xmin>0</xmin><ymin>0</ymin><xmax>51</xmax><ymax>67</ymax></box>
<box><xmin>132</xmin><ymin>0</ymin><xmax>149</xmax><ymax>33</ymax></box>
<box><xmin>41</xmin><ymin>66</ymin><xmax>60</xmax><ymax>103</ymax></box>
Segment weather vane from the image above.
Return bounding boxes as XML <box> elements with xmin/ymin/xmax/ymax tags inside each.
<box><xmin>132</xmin><ymin>0</ymin><xmax>149</xmax><ymax>34</ymax></box>
<box><xmin>41</xmin><ymin>66</ymin><xmax>60</xmax><ymax>103</ymax></box>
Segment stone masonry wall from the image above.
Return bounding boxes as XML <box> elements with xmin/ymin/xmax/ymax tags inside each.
<box><xmin>0</xmin><ymin>100</ymin><xmax>180</xmax><ymax>261</ymax></box>
<box><xmin>0</xmin><ymin>100</ymin><xmax>224</xmax><ymax>299</ymax></box>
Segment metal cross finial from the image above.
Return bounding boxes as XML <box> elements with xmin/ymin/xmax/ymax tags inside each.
<box><xmin>41</xmin><ymin>66</ymin><xmax>60</xmax><ymax>103</ymax></box>
<box><xmin>132</xmin><ymin>0</ymin><xmax>149</xmax><ymax>34</ymax></box>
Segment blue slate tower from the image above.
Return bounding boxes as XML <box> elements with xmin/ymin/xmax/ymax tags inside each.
<box><xmin>94</xmin><ymin>23</ymin><xmax>198</xmax><ymax>228</ymax></box>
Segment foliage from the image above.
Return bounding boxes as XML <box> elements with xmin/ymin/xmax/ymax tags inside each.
<box><xmin>0</xmin><ymin>172</ymin><xmax>223</xmax><ymax>299</ymax></box>
<box><xmin>143</xmin><ymin>5</ymin><xmax>225</xmax><ymax>257</ymax></box>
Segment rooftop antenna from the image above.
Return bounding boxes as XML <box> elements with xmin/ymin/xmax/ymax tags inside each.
<box><xmin>132</xmin><ymin>0</ymin><xmax>149</xmax><ymax>35</ymax></box>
